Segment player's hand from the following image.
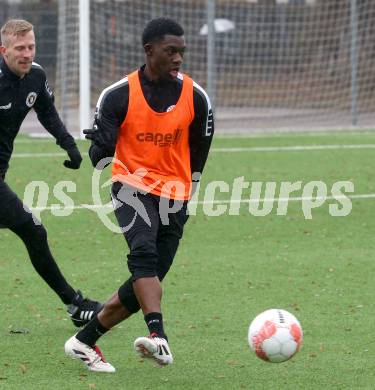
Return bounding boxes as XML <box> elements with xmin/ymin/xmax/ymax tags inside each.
<box><xmin>83</xmin><ymin>128</ymin><xmax>97</xmax><ymax>141</ymax></box>
<box><xmin>64</xmin><ymin>146</ymin><xmax>82</xmax><ymax>169</ymax></box>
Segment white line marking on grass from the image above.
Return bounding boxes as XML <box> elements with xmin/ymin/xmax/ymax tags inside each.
<box><xmin>13</xmin><ymin>152</ymin><xmax>68</xmax><ymax>158</ymax></box>
<box><xmin>14</xmin><ymin>134</ymin><xmax>374</xmax><ymax>144</ymax></box>
<box><xmin>12</xmin><ymin>152</ymin><xmax>89</xmax><ymax>158</ymax></box>
<box><xmin>215</xmin><ymin>130</ymin><xmax>375</xmax><ymax>139</ymax></box>
<box><xmin>16</xmin><ymin>129</ymin><xmax>375</xmax><ymax>143</ymax></box>
<box><xmin>15</xmin><ymin>139</ymin><xmax>54</xmax><ymax>144</ymax></box>
<box><xmin>29</xmin><ymin>193</ymin><xmax>375</xmax><ymax>211</ymax></box>
<box><xmin>211</xmin><ymin>144</ymin><xmax>375</xmax><ymax>152</ymax></box>
<box><xmin>11</xmin><ymin>144</ymin><xmax>375</xmax><ymax>158</ymax></box>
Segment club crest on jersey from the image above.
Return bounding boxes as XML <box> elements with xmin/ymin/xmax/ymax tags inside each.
<box><xmin>136</xmin><ymin>128</ymin><xmax>182</xmax><ymax>147</ymax></box>
<box><xmin>26</xmin><ymin>92</ymin><xmax>37</xmax><ymax>107</ymax></box>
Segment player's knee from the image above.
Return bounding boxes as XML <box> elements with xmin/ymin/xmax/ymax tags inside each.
<box><xmin>118</xmin><ymin>281</ymin><xmax>141</xmax><ymax>313</ymax></box>
<box><xmin>12</xmin><ymin>218</ymin><xmax>48</xmax><ymax>243</ymax></box>
<box><xmin>32</xmin><ymin>223</ymin><xmax>48</xmax><ymax>242</ymax></box>
<box><xmin>127</xmin><ymin>254</ymin><xmax>158</xmax><ymax>280</ymax></box>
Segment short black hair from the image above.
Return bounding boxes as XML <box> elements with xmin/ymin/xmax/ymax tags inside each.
<box><xmin>142</xmin><ymin>17</ymin><xmax>184</xmax><ymax>46</ymax></box>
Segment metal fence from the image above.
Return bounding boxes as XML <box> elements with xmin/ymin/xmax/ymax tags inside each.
<box><xmin>1</xmin><ymin>0</ymin><xmax>375</xmax><ymax>134</ymax></box>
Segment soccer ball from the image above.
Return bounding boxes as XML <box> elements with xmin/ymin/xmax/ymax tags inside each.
<box><xmin>248</xmin><ymin>309</ymin><xmax>303</xmax><ymax>363</ymax></box>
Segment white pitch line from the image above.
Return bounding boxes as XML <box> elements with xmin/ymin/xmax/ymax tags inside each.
<box><xmin>16</xmin><ymin>129</ymin><xmax>375</xmax><ymax>143</ymax></box>
<box><xmin>211</xmin><ymin>144</ymin><xmax>375</xmax><ymax>152</ymax></box>
<box><xmin>12</xmin><ymin>144</ymin><xmax>375</xmax><ymax>158</ymax></box>
<box><xmin>11</xmin><ymin>144</ymin><xmax>375</xmax><ymax>158</ymax></box>
<box><xmin>15</xmin><ymin>139</ymin><xmax>54</xmax><ymax>144</ymax></box>
<box><xmin>12</xmin><ymin>152</ymin><xmax>71</xmax><ymax>158</ymax></box>
<box><xmin>28</xmin><ymin>193</ymin><xmax>375</xmax><ymax>211</ymax></box>
<box><xmin>215</xmin><ymin>130</ymin><xmax>375</xmax><ymax>139</ymax></box>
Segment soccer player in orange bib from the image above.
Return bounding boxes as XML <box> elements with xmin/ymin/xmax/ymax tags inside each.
<box><xmin>65</xmin><ymin>17</ymin><xmax>214</xmax><ymax>372</ymax></box>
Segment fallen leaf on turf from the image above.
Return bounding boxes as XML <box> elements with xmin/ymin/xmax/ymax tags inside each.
<box><xmin>9</xmin><ymin>329</ymin><xmax>30</xmax><ymax>334</ymax></box>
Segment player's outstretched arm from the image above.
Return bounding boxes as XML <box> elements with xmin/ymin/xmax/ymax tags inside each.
<box><xmin>33</xmin><ymin>69</ymin><xmax>82</xmax><ymax>169</ymax></box>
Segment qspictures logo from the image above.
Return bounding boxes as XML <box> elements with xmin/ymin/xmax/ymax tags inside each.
<box><xmin>22</xmin><ymin>157</ymin><xmax>355</xmax><ymax>232</ymax></box>
<box><xmin>136</xmin><ymin>128</ymin><xmax>182</xmax><ymax>147</ymax></box>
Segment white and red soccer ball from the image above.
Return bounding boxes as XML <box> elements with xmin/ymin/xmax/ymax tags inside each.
<box><xmin>248</xmin><ymin>309</ymin><xmax>303</xmax><ymax>363</ymax></box>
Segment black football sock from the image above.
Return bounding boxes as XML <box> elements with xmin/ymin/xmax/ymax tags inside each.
<box><xmin>10</xmin><ymin>220</ymin><xmax>76</xmax><ymax>304</ymax></box>
<box><xmin>144</xmin><ymin>312</ymin><xmax>167</xmax><ymax>340</ymax></box>
<box><xmin>76</xmin><ymin>316</ymin><xmax>109</xmax><ymax>347</ymax></box>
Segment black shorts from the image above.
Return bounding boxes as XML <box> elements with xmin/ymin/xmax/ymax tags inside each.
<box><xmin>0</xmin><ymin>177</ymin><xmax>34</xmax><ymax>228</ymax></box>
<box><xmin>111</xmin><ymin>181</ymin><xmax>189</xmax><ymax>281</ymax></box>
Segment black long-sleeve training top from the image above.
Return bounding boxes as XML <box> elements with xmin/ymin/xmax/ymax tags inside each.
<box><xmin>0</xmin><ymin>59</ymin><xmax>76</xmax><ymax>175</ymax></box>
<box><xmin>89</xmin><ymin>65</ymin><xmax>214</xmax><ymax>177</ymax></box>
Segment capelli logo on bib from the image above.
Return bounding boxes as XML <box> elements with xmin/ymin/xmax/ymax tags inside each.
<box><xmin>136</xmin><ymin>128</ymin><xmax>182</xmax><ymax>147</ymax></box>
<box><xmin>26</xmin><ymin>92</ymin><xmax>37</xmax><ymax>107</ymax></box>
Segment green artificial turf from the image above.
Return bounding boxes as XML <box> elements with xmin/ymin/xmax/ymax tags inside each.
<box><xmin>1</xmin><ymin>131</ymin><xmax>375</xmax><ymax>389</ymax></box>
